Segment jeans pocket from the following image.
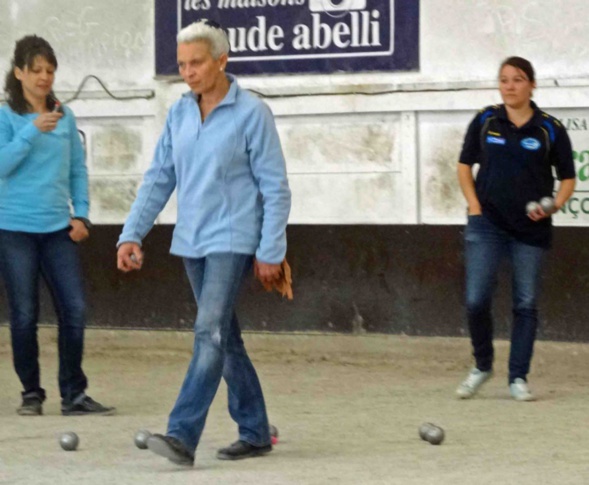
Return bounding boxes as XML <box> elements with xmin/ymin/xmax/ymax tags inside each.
<box><xmin>467</xmin><ymin>214</ymin><xmax>483</xmax><ymax>225</ymax></box>
<box><xmin>465</xmin><ymin>214</ymin><xmax>486</xmax><ymax>242</ymax></box>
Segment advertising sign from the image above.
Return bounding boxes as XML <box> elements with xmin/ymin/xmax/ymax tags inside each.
<box><xmin>555</xmin><ymin>112</ymin><xmax>589</xmax><ymax>225</ymax></box>
<box><xmin>155</xmin><ymin>0</ymin><xmax>419</xmax><ymax>75</ymax></box>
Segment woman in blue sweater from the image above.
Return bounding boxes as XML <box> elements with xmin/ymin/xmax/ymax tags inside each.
<box><xmin>0</xmin><ymin>35</ymin><xmax>113</xmax><ymax>416</ymax></box>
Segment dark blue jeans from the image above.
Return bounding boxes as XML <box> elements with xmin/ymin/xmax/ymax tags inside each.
<box><xmin>0</xmin><ymin>228</ymin><xmax>87</xmax><ymax>402</ymax></box>
<box><xmin>464</xmin><ymin>215</ymin><xmax>545</xmax><ymax>383</ymax></box>
<box><xmin>166</xmin><ymin>253</ymin><xmax>271</xmax><ymax>453</ymax></box>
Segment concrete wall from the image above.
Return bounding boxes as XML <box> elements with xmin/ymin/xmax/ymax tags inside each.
<box><xmin>2</xmin><ymin>225</ymin><xmax>589</xmax><ymax>342</ymax></box>
<box><xmin>1</xmin><ymin>1</ymin><xmax>589</xmax><ymax>338</ymax></box>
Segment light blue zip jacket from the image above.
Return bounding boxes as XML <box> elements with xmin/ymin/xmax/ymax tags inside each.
<box><xmin>118</xmin><ymin>75</ymin><xmax>291</xmax><ymax>264</ymax></box>
<box><xmin>0</xmin><ymin>104</ymin><xmax>88</xmax><ymax>232</ymax></box>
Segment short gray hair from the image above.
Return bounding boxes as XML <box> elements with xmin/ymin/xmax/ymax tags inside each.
<box><xmin>177</xmin><ymin>20</ymin><xmax>230</xmax><ymax>59</ymax></box>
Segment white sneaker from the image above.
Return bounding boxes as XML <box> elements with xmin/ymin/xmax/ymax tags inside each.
<box><xmin>509</xmin><ymin>378</ymin><xmax>535</xmax><ymax>401</ymax></box>
<box><xmin>456</xmin><ymin>368</ymin><xmax>493</xmax><ymax>399</ymax></box>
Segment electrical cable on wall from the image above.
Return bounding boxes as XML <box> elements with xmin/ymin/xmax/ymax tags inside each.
<box><xmin>61</xmin><ymin>75</ymin><xmax>154</xmax><ymax>153</ymax></box>
<box><xmin>62</xmin><ymin>75</ymin><xmax>155</xmax><ymax>104</ymax></box>
<box><xmin>60</xmin><ymin>74</ymin><xmax>574</xmax><ymax>103</ymax></box>
<box><xmin>246</xmin><ymin>78</ymin><xmax>575</xmax><ymax>99</ymax></box>
<box><xmin>245</xmin><ymin>87</ymin><xmax>474</xmax><ymax>99</ymax></box>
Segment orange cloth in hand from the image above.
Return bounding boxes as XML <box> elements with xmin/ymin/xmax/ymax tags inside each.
<box><xmin>258</xmin><ymin>259</ymin><xmax>293</xmax><ymax>300</ymax></box>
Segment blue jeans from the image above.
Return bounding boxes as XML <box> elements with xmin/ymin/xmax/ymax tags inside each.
<box><xmin>464</xmin><ymin>215</ymin><xmax>545</xmax><ymax>383</ymax></box>
<box><xmin>166</xmin><ymin>253</ymin><xmax>271</xmax><ymax>452</ymax></box>
<box><xmin>0</xmin><ymin>228</ymin><xmax>88</xmax><ymax>402</ymax></box>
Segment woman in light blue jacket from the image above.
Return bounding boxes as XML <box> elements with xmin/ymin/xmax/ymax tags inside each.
<box><xmin>117</xmin><ymin>19</ymin><xmax>291</xmax><ymax>467</ymax></box>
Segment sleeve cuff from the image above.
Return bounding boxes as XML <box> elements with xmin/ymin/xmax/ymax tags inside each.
<box><xmin>116</xmin><ymin>238</ymin><xmax>143</xmax><ymax>248</ymax></box>
<box><xmin>18</xmin><ymin>122</ymin><xmax>42</xmax><ymax>144</ymax></box>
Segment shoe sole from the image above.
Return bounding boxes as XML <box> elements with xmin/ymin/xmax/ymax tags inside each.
<box><xmin>511</xmin><ymin>394</ymin><xmax>536</xmax><ymax>402</ymax></box>
<box><xmin>455</xmin><ymin>372</ymin><xmax>493</xmax><ymax>399</ymax></box>
<box><xmin>147</xmin><ymin>436</ymin><xmax>194</xmax><ymax>466</ymax></box>
<box><xmin>217</xmin><ymin>446</ymin><xmax>272</xmax><ymax>461</ymax></box>
<box><xmin>456</xmin><ymin>390</ymin><xmax>475</xmax><ymax>399</ymax></box>
<box><xmin>17</xmin><ymin>409</ymin><xmax>42</xmax><ymax>416</ymax></box>
<box><xmin>62</xmin><ymin>408</ymin><xmax>117</xmax><ymax>416</ymax></box>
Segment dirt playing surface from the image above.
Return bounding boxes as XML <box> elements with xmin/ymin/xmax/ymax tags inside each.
<box><xmin>0</xmin><ymin>327</ymin><xmax>587</xmax><ymax>484</ymax></box>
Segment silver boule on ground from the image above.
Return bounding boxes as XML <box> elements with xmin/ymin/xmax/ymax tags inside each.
<box><xmin>134</xmin><ymin>429</ymin><xmax>152</xmax><ymax>450</ymax></box>
<box><xmin>59</xmin><ymin>431</ymin><xmax>79</xmax><ymax>451</ymax></box>
<box><xmin>418</xmin><ymin>423</ymin><xmax>445</xmax><ymax>445</ymax></box>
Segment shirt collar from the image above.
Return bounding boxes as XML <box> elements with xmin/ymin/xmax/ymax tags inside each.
<box><xmin>183</xmin><ymin>73</ymin><xmax>238</xmax><ymax>107</ymax></box>
<box><xmin>219</xmin><ymin>73</ymin><xmax>238</xmax><ymax>107</ymax></box>
<box><xmin>497</xmin><ymin>101</ymin><xmax>544</xmax><ymax>127</ymax></box>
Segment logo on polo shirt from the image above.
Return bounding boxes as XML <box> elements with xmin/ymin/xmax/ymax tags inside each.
<box><xmin>521</xmin><ymin>137</ymin><xmax>541</xmax><ymax>150</ymax></box>
<box><xmin>486</xmin><ymin>136</ymin><xmax>506</xmax><ymax>145</ymax></box>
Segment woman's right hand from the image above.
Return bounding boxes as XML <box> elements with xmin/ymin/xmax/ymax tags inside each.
<box><xmin>467</xmin><ymin>203</ymin><xmax>482</xmax><ymax>216</ymax></box>
<box><xmin>117</xmin><ymin>242</ymin><xmax>144</xmax><ymax>272</ymax></box>
<box><xmin>33</xmin><ymin>112</ymin><xmax>63</xmax><ymax>132</ymax></box>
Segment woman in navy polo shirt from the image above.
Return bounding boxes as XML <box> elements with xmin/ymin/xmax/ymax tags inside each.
<box><xmin>455</xmin><ymin>57</ymin><xmax>576</xmax><ymax>401</ymax></box>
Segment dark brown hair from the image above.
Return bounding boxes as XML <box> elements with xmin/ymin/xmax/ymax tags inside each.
<box><xmin>499</xmin><ymin>56</ymin><xmax>535</xmax><ymax>83</ymax></box>
<box><xmin>4</xmin><ymin>35</ymin><xmax>58</xmax><ymax>114</ymax></box>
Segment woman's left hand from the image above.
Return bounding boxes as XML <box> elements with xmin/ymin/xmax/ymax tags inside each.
<box><xmin>527</xmin><ymin>206</ymin><xmax>550</xmax><ymax>222</ymax></box>
<box><xmin>254</xmin><ymin>260</ymin><xmax>282</xmax><ymax>285</ymax></box>
<box><xmin>69</xmin><ymin>219</ymin><xmax>89</xmax><ymax>242</ymax></box>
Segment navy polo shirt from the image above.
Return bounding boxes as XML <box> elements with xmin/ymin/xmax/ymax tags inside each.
<box><xmin>459</xmin><ymin>102</ymin><xmax>575</xmax><ymax>248</ymax></box>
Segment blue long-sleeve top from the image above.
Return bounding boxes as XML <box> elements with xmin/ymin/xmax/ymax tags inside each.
<box><xmin>118</xmin><ymin>75</ymin><xmax>291</xmax><ymax>264</ymax></box>
<box><xmin>0</xmin><ymin>104</ymin><xmax>88</xmax><ymax>233</ymax></box>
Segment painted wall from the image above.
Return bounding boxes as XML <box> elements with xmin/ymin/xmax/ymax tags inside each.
<box><xmin>1</xmin><ymin>1</ymin><xmax>589</xmax><ymax>338</ymax></box>
<box><xmin>1</xmin><ymin>0</ymin><xmax>589</xmax><ymax>227</ymax></box>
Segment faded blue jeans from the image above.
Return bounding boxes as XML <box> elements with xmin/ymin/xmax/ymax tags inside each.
<box><xmin>0</xmin><ymin>228</ymin><xmax>88</xmax><ymax>402</ymax></box>
<box><xmin>464</xmin><ymin>215</ymin><xmax>546</xmax><ymax>383</ymax></box>
<box><xmin>166</xmin><ymin>253</ymin><xmax>271</xmax><ymax>453</ymax></box>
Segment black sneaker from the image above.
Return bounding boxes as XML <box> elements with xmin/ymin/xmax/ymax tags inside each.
<box><xmin>61</xmin><ymin>395</ymin><xmax>116</xmax><ymax>416</ymax></box>
<box><xmin>217</xmin><ymin>440</ymin><xmax>272</xmax><ymax>461</ymax></box>
<box><xmin>147</xmin><ymin>434</ymin><xmax>195</xmax><ymax>466</ymax></box>
<box><xmin>17</xmin><ymin>395</ymin><xmax>43</xmax><ymax>416</ymax></box>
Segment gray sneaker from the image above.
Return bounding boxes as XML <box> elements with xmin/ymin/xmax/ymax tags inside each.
<box><xmin>17</xmin><ymin>395</ymin><xmax>43</xmax><ymax>416</ymax></box>
<box><xmin>509</xmin><ymin>378</ymin><xmax>535</xmax><ymax>401</ymax></box>
<box><xmin>456</xmin><ymin>368</ymin><xmax>493</xmax><ymax>399</ymax></box>
<box><xmin>61</xmin><ymin>394</ymin><xmax>116</xmax><ymax>416</ymax></box>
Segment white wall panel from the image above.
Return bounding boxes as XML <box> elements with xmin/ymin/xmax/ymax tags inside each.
<box><xmin>278</xmin><ymin>114</ymin><xmax>401</xmax><ymax>174</ymax></box>
<box><xmin>418</xmin><ymin>111</ymin><xmax>472</xmax><ymax>225</ymax></box>
<box><xmin>288</xmin><ymin>172</ymin><xmax>413</xmax><ymax>224</ymax></box>
<box><xmin>1</xmin><ymin>1</ymin><xmax>589</xmax><ymax>226</ymax></box>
